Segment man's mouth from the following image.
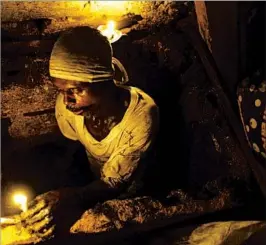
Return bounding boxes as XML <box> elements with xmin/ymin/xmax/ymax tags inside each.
<box><xmin>72</xmin><ymin>109</ymin><xmax>84</xmax><ymax>115</ymax></box>
<box><xmin>66</xmin><ymin>105</ymin><xmax>91</xmax><ymax>115</ymax></box>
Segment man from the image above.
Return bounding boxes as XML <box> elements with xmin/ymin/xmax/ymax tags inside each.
<box><xmin>20</xmin><ymin>26</ymin><xmax>159</xmax><ymax>237</ymax></box>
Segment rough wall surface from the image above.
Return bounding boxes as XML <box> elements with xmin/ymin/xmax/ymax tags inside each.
<box><xmin>1</xmin><ymin>1</ymin><xmax>147</xmax><ymax>22</ymax></box>
<box><xmin>194</xmin><ymin>1</ymin><xmax>212</xmax><ymax>51</ymax></box>
<box><xmin>1</xmin><ymin>1</ymin><xmax>188</xmax><ymax>33</ymax></box>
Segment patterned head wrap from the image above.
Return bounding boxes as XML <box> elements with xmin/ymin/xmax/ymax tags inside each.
<box><xmin>49</xmin><ymin>26</ymin><xmax>128</xmax><ymax>84</ymax></box>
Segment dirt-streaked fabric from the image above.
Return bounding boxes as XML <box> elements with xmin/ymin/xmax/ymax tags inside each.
<box><xmin>55</xmin><ymin>85</ymin><xmax>159</xmax><ymax>189</ymax></box>
<box><xmin>187</xmin><ymin>221</ymin><xmax>265</xmax><ymax>245</ymax></box>
<box><xmin>49</xmin><ymin>26</ymin><xmax>128</xmax><ymax>84</ymax></box>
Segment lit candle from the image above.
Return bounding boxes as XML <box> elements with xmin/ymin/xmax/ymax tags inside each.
<box><xmin>97</xmin><ymin>20</ymin><xmax>123</xmax><ymax>43</ymax></box>
<box><xmin>13</xmin><ymin>193</ymin><xmax>27</xmax><ymax>212</ymax></box>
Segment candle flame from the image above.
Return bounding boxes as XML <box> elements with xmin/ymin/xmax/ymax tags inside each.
<box><xmin>97</xmin><ymin>20</ymin><xmax>123</xmax><ymax>43</ymax></box>
<box><xmin>13</xmin><ymin>193</ymin><xmax>27</xmax><ymax>212</ymax></box>
<box><xmin>107</xmin><ymin>20</ymin><xmax>115</xmax><ymax>32</ymax></box>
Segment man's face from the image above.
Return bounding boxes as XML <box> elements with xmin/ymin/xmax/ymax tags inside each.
<box><xmin>53</xmin><ymin>78</ymin><xmax>100</xmax><ymax>115</ymax></box>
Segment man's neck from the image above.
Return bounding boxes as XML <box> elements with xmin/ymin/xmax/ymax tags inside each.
<box><xmin>95</xmin><ymin>86</ymin><xmax>129</xmax><ymax>119</ymax></box>
<box><xmin>83</xmin><ymin>86</ymin><xmax>130</xmax><ymax>141</ymax></box>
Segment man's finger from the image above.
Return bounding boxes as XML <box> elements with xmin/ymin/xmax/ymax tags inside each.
<box><xmin>30</xmin><ymin>216</ymin><xmax>53</xmax><ymax>233</ymax></box>
<box><xmin>34</xmin><ymin>225</ymin><xmax>55</xmax><ymax>243</ymax></box>
<box><xmin>38</xmin><ymin>225</ymin><xmax>55</xmax><ymax>239</ymax></box>
<box><xmin>24</xmin><ymin>208</ymin><xmax>50</xmax><ymax>225</ymax></box>
<box><xmin>21</xmin><ymin>199</ymin><xmax>47</xmax><ymax>220</ymax></box>
<box><xmin>28</xmin><ymin>196</ymin><xmax>44</xmax><ymax>209</ymax></box>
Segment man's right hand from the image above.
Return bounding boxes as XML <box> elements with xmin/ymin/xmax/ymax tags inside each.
<box><xmin>19</xmin><ymin>188</ymin><xmax>84</xmax><ymax>238</ymax></box>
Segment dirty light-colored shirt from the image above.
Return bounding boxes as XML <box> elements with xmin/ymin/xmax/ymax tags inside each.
<box><xmin>55</xmin><ymin>86</ymin><xmax>159</xmax><ymax>189</ymax></box>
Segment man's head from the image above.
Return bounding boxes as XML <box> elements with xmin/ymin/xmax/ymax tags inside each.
<box><xmin>49</xmin><ymin>26</ymin><xmax>117</xmax><ymax>115</ymax></box>
<box><xmin>53</xmin><ymin>77</ymin><xmax>116</xmax><ymax>115</ymax></box>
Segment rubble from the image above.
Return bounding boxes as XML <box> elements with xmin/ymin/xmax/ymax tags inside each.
<box><xmin>71</xmin><ymin>189</ymin><xmax>232</xmax><ymax>234</ymax></box>
<box><xmin>1</xmin><ymin>189</ymin><xmax>233</xmax><ymax>245</ymax></box>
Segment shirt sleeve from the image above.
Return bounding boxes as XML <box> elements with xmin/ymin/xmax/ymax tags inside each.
<box><xmin>101</xmin><ymin>105</ymin><xmax>159</xmax><ymax>189</ymax></box>
<box><xmin>55</xmin><ymin>93</ymin><xmax>78</xmax><ymax>141</ymax></box>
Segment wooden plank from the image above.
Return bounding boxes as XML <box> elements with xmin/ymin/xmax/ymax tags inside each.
<box><xmin>194</xmin><ymin>1</ymin><xmax>212</xmax><ymax>51</ymax></box>
<box><xmin>2</xmin><ymin>40</ymin><xmax>55</xmax><ymax>56</ymax></box>
<box><xmin>194</xmin><ymin>1</ymin><xmax>239</xmax><ymax>94</ymax></box>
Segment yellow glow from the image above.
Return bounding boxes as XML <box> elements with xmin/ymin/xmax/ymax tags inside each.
<box><xmin>0</xmin><ymin>217</ymin><xmax>16</xmax><ymax>225</ymax></box>
<box><xmin>76</xmin><ymin>1</ymin><xmax>88</xmax><ymax>8</ymax></box>
<box><xmin>107</xmin><ymin>20</ymin><xmax>115</xmax><ymax>31</ymax></box>
<box><xmin>90</xmin><ymin>1</ymin><xmax>129</xmax><ymax>15</ymax></box>
<box><xmin>97</xmin><ymin>20</ymin><xmax>123</xmax><ymax>43</ymax></box>
<box><xmin>101</xmin><ymin>20</ymin><xmax>116</xmax><ymax>38</ymax></box>
<box><xmin>13</xmin><ymin>193</ymin><xmax>27</xmax><ymax>212</ymax></box>
<box><xmin>68</xmin><ymin>1</ymin><xmax>87</xmax><ymax>9</ymax></box>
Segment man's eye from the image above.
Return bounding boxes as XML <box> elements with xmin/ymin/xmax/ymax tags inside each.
<box><xmin>70</xmin><ymin>88</ymin><xmax>84</xmax><ymax>95</ymax></box>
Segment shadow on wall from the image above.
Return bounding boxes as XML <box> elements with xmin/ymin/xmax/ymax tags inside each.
<box><xmin>112</xmin><ymin>31</ymin><xmax>196</xmax><ymax>195</ymax></box>
<box><xmin>112</xmin><ymin>28</ymin><xmax>253</xmax><ymax>203</ymax></box>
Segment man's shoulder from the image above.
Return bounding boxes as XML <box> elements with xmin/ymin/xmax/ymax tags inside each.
<box><xmin>55</xmin><ymin>93</ymin><xmax>64</xmax><ymax>107</ymax></box>
<box><xmin>125</xmin><ymin>86</ymin><xmax>157</xmax><ymax>108</ymax></box>
<box><xmin>55</xmin><ymin>93</ymin><xmax>72</xmax><ymax>118</ymax></box>
<box><xmin>55</xmin><ymin>93</ymin><xmax>78</xmax><ymax>140</ymax></box>
<box><xmin>131</xmin><ymin>86</ymin><xmax>158</xmax><ymax>116</ymax></box>
<box><xmin>125</xmin><ymin>86</ymin><xmax>159</xmax><ymax>131</ymax></box>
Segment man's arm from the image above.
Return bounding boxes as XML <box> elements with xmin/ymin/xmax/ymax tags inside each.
<box><xmin>76</xmin><ymin>179</ymin><xmax>121</xmax><ymax>208</ymax></box>
<box><xmin>76</xmin><ymin>133</ymin><xmax>153</xmax><ymax>207</ymax></box>
<box><xmin>77</xmin><ymin>105</ymin><xmax>159</xmax><ymax>206</ymax></box>
<box><xmin>17</xmin><ymin>104</ymin><xmax>158</xmax><ymax>238</ymax></box>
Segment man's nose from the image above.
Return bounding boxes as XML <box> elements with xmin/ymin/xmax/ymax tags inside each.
<box><xmin>63</xmin><ymin>93</ymin><xmax>76</xmax><ymax>105</ymax></box>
